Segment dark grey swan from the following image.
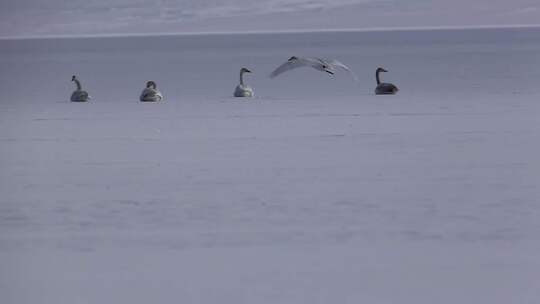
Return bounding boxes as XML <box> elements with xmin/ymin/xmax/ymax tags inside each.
<box><xmin>234</xmin><ymin>67</ymin><xmax>254</xmax><ymax>97</ymax></box>
<box><xmin>375</xmin><ymin>67</ymin><xmax>398</xmax><ymax>95</ymax></box>
<box><xmin>140</xmin><ymin>81</ymin><xmax>163</xmax><ymax>102</ymax></box>
<box><xmin>70</xmin><ymin>75</ymin><xmax>90</xmax><ymax>102</ymax></box>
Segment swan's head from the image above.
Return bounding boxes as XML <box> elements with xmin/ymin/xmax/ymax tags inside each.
<box><xmin>377</xmin><ymin>67</ymin><xmax>388</xmax><ymax>73</ymax></box>
<box><xmin>240</xmin><ymin>67</ymin><xmax>252</xmax><ymax>74</ymax></box>
<box><xmin>71</xmin><ymin>75</ymin><xmax>77</xmax><ymax>81</ymax></box>
<box><xmin>321</xmin><ymin>64</ymin><xmax>334</xmax><ymax>75</ymax></box>
<box><xmin>146</xmin><ymin>81</ymin><xmax>156</xmax><ymax>88</ymax></box>
<box><xmin>288</xmin><ymin>56</ymin><xmax>298</xmax><ymax>62</ymax></box>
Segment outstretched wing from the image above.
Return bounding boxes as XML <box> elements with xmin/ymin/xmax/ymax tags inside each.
<box><xmin>269</xmin><ymin>57</ymin><xmax>321</xmax><ymax>78</ymax></box>
<box><xmin>326</xmin><ymin>59</ymin><xmax>359</xmax><ymax>81</ymax></box>
<box><xmin>269</xmin><ymin>59</ymin><xmax>305</xmax><ymax>78</ymax></box>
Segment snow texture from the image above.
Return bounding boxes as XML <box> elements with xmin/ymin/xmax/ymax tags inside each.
<box><xmin>1</xmin><ymin>0</ymin><xmax>540</xmax><ymax>37</ymax></box>
<box><xmin>0</xmin><ymin>28</ymin><xmax>540</xmax><ymax>303</ymax></box>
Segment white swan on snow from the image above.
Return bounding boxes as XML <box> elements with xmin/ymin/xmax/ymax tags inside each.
<box><xmin>234</xmin><ymin>67</ymin><xmax>254</xmax><ymax>97</ymax></box>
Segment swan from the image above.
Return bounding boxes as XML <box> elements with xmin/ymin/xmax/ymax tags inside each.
<box><xmin>70</xmin><ymin>75</ymin><xmax>90</xmax><ymax>102</ymax></box>
<box><xmin>140</xmin><ymin>81</ymin><xmax>163</xmax><ymax>102</ymax></box>
<box><xmin>234</xmin><ymin>67</ymin><xmax>254</xmax><ymax>97</ymax></box>
<box><xmin>270</xmin><ymin>56</ymin><xmax>357</xmax><ymax>80</ymax></box>
<box><xmin>375</xmin><ymin>67</ymin><xmax>398</xmax><ymax>95</ymax></box>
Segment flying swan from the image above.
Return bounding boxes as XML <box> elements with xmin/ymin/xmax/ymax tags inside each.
<box><xmin>375</xmin><ymin>67</ymin><xmax>398</xmax><ymax>95</ymax></box>
<box><xmin>234</xmin><ymin>67</ymin><xmax>254</xmax><ymax>97</ymax></box>
<box><xmin>140</xmin><ymin>81</ymin><xmax>163</xmax><ymax>102</ymax></box>
<box><xmin>70</xmin><ymin>75</ymin><xmax>90</xmax><ymax>102</ymax></box>
<box><xmin>270</xmin><ymin>56</ymin><xmax>357</xmax><ymax>80</ymax></box>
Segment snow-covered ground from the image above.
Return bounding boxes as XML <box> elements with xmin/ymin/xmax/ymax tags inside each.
<box><xmin>1</xmin><ymin>0</ymin><xmax>540</xmax><ymax>37</ymax></box>
<box><xmin>0</xmin><ymin>28</ymin><xmax>539</xmax><ymax>303</ymax></box>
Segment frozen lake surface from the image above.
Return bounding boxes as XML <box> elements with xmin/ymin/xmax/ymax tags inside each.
<box><xmin>1</xmin><ymin>0</ymin><xmax>539</xmax><ymax>37</ymax></box>
<box><xmin>0</xmin><ymin>28</ymin><xmax>539</xmax><ymax>303</ymax></box>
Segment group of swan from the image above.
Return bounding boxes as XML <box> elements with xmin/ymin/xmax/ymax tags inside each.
<box><xmin>70</xmin><ymin>57</ymin><xmax>398</xmax><ymax>102</ymax></box>
<box><xmin>70</xmin><ymin>76</ymin><xmax>163</xmax><ymax>102</ymax></box>
<box><xmin>269</xmin><ymin>56</ymin><xmax>397</xmax><ymax>95</ymax></box>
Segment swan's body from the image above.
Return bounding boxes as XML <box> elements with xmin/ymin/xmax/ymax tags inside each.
<box><xmin>140</xmin><ymin>81</ymin><xmax>163</xmax><ymax>102</ymax></box>
<box><xmin>234</xmin><ymin>67</ymin><xmax>254</xmax><ymax>97</ymax></box>
<box><xmin>70</xmin><ymin>75</ymin><xmax>90</xmax><ymax>102</ymax></box>
<box><xmin>375</xmin><ymin>67</ymin><xmax>398</xmax><ymax>95</ymax></box>
<box><xmin>270</xmin><ymin>56</ymin><xmax>357</xmax><ymax>80</ymax></box>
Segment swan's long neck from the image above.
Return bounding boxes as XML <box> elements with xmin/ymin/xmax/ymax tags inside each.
<box><xmin>240</xmin><ymin>71</ymin><xmax>245</xmax><ymax>86</ymax></box>
<box><xmin>376</xmin><ymin>70</ymin><xmax>381</xmax><ymax>85</ymax></box>
<box><xmin>74</xmin><ymin>79</ymin><xmax>82</xmax><ymax>90</ymax></box>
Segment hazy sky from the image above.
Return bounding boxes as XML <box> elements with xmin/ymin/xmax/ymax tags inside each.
<box><xmin>1</xmin><ymin>0</ymin><xmax>539</xmax><ymax>37</ymax></box>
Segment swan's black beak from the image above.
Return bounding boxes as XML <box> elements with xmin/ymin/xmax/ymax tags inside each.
<box><xmin>246</xmin><ymin>69</ymin><xmax>252</xmax><ymax>73</ymax></box>
<box><xmin>326</xmin><ymin>70</ymin><xmax>334</xmax><ymax>75</ymax></box>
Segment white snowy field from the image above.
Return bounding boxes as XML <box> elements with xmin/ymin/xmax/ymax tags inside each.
<box><xmin>1</xmin><ymin>0</ymin><xmax>540</xmax><ymax>38</ymax></box>
<box><xmin>0</xmin><ymin>28</ymin><xmax>540</xmax><ymax>303</ymax></box>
